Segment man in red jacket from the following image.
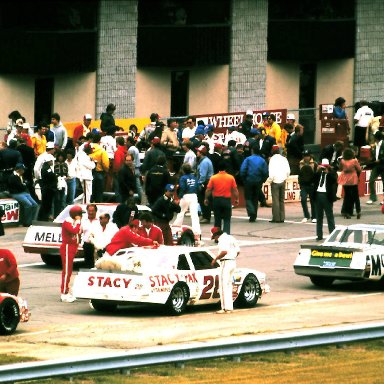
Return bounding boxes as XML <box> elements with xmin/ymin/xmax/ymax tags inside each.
<box><xmin>137</xmin><ymin>212</ymin><xmax>164</xmax><ymax>244</ymax></box>
<box><xmin>105</xmin><ymin>219</ymin><xmax>158</xmax><ymax>256</ymax></box>
<box><xmin>0</xmin><ymin>249</ymin><xmax>20</xmax><ymax>296</ymax></box>
<box><xmin>60</xmin><ymin>205</ymin><xmax>83</xmax><ymax>303</ymax></box>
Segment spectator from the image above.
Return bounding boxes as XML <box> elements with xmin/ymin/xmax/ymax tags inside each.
<box><xmin>51</xmin><ymin>113</ymin><xmax>68</xmax><ymax>150</ymax></box>
<box><xmin>258</xmin><ymin>112</ymin><xmax>271</xmax><ymax>131</ymax></box>
<box><xmin>127</xmin><ymin>136</ymin><xmax>143</xmax><ymax>203</ymax></box>
<box><xmin>37</xmin><ymin>156</ymin><xmax>57</xmax><ymax>221</ymax></box>
<box><xmin>298</xmin><ymin>149</ymin><xmax>317</xmax><ymax>223</ymax></box>
<box><xmin>161</xmin><ymin>118</ymin><xmax>180</xmax><ymax>154</ymax></box>
<box><xmin>0</xmin><ymin>249</ymin><xmax>20</xmax><ymax>296</ymax></box>
<box><xmin>224</xmin><ymin>125</ymin><xmax>246</xmax><ymax>146</ymax></box>
<box><xmin>112</xmin><ymin>196</ymin><xmax>139</xmax><ymax>229</ymax></box>
<box><xmin>89</xmin><ymin>213</ymin><xmax>119</xmax><ymax>258</ymax></box>
<box><xmin>204</xmin><ymin>124</ymin><xmax>217</xmax><ymax>154</ymax></box>
<box><xmin>137</xmin><ymin>112</ymin><xmax>159</xmax><ymax>150</ymax></box>
<box><xmin>285</xmin><ymin>124</ymin><xmax>304</xmax><ymax>175</ymax></box>
<box><xmin>338</xmin><ymin>148</ymin><xmax>361</xmax><ymax>219</ymax></box>
<box><xmin>267</xmin><ymin>145</ymin><xmax>290</xmax><ymax>223</ymax></box>
<box><xmin>255</xmin><ymin>127</ymin><xmax>276</xmax><ymax>162</ymax></box>
<box><xmin>182</xmin><ymin>116</ymin><xmax>196</xmax><ymax>141</ymax></box>
<box><xmin>1</xmin><ymin>140</ymin><xmax>23</xmax><ymax>182</ymax></box>
<box><xmin>267</xmin><ymin>114</ymin><xmax>282</xmax><ymax>148</ymax></box>
<box><xmin>81</xmin><ymin>204</ymin><xmax>100</xmax><ymax>268</ymax></box>
<box><xmin>100</xmin><ymin>103</ymin><xmax>116</xmax><ymax>133</ymax></box>
<box><xmin>138</xmin><ymin>212</ymin><xmax>164</xmax><ymax>244</ymax></box>
<box><xmin>333</xmin><ymin>97</ymin><xmax>347</xmax><ymax>119</ymax></box>
<box><xmin>89</xmin><ymin>133</ymin><xmax>109</xmax><ymax>203</ymax></box>
<box><xmin>182</xmin><ymin>141</ymin><xmax>197</xmax><ymax>170</ymax></box>
<box><xmin>205</xmin><ymin>161</ymin><xmax>239</xmax><ymax>234</ymax></box>
<box><xmin>33</xmin><ymin>142</ymin><xmax>56</xmax><ymax>182</ymax></box>
<box><xmin>354</xmin><ymin>100</ymin><xmax>374</xmax><ymax>148</ymax></box>
<box><xmin>141</xmin><ymin>137</ymin><xmax>164</xmax><ymax>175</ymax></box>
<box><xmin>367</xmin><ymin>131</ymin><xmax>384</xmax><ymax>205</ymax></box>
<box><xmin>65</xmin><ymin>149</ymin><xmax>78</xmax><ymax>205</ymax></box>
<box><xmin>145</xmin><ymin>155</ymin><xmax>171</xmax><ymax>206</ymax></box>
<box><xmin>7</xmin><ymin>111</ymin><xmax>22</xmax><ymax>135</ymax></box>
<box><xmin>240</xmin><ymin>145</ymin><xmax>268</xmax><ymax>222</ymax></box>
<box><xmin>173</xmin><ymin>163</ymin><xmax>201</xmax><ymax>242</ymax></box>
<box><xmin>117</xmin><ymin>154</ymin><xmax>137</xmax><ymax>204</ymax></box>
<box><xmin>77</xmin><ymin>144</ymin><xmax>95</xmax><ymax>204</ymax></box>
<box><xmin>314</xmin><ymin>159</ymin><xmax>337</xmax><ymax>241</ymax></box>
<box><xmin>210</xmin><ymin>143</ymin><xmax>223</xmax><ymax>174</ymax></box>
<box><xmin>319</xmin><ymin>140</ymin><xmax>344</xmax><ymax>171</ymax></box>
<box><xmin>112</xmin><ymin>136</ymin><xmax>127</xmax><ymax>202</ymax></box>
<box><xmin>151</xmin><ymin>184</ymin><xmax>181</xmax><ymax>245</ymax></box>
<box><xmin>31</xmin><ymin>124</ymin><xmax>47</xmax><ymax>157</ymax></box>
<box><xmin>241</xmin><ymin>110</ymin><xmax>254</xmax><ymax>138</ymax></box>
<box><xmin>72</xmin><ymin>114</ymin><xmax>92</xmax><ymax>146</ymax></box>
<box><xmin>53</xmin><ymin>152</ymin><xmax>68</xmax><ymax>217</ymax></box>
<box><xmin>7</xmin><ymin>163</ymin><xmax>38</xmax><ymax>227</ymax></box>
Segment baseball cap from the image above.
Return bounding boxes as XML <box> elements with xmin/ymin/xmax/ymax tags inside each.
<box><xmin>151</xmin><ymin>137</ymin><xmax>161</xmax><ymax>144</ymax></box>
<box><xmin>195</xmin><ymin>126</ymin><xmax>205</xmax><ymax>136</ymax></box>
<box><xmin>15</xmin><ymin>163</ymin><xmax>26</xmax><ymax>170</ymax></box>
<box><xmin>46</xmin><ymin>142</ymin><xmax>55</xmax><ymax>150</ymax></box>
<box><xmin>287</xmin><ymin>113</ymin><xmax>296</xmax><ymax>120</ymax></box>
<box><xmin>246</xmin><ymin>109</ymin><xmax>254</xmax><ymax>116</ymax></box>
<box><xmin>204</xmin><ymin>124</ymin><xmax>214</xmax><ymax>133</ymax></box>
<box><xmin>272</xmin><ymin>145</ymin><xmax>279</xmax><ymax>152</ymax></box>
<box><xmin>84</xmin><ymin>114</ymin><xmax>92</xmax><ymax>120</ymax></box>
<box><xmin>196</xmin><ymin>145</ymin><xmax>207</xmax><ymax>154</ymax></box>
<box><xmin>165</xmin><ymin>184</ymin><xmax>175</xmax><ymax>192</ymax></box>
<box><xmin>302</xmin><ymin>149</ymin><xmax>311</xmax><ymax>156</ymax></box>
<box><xmin>262</xmin><ymin>112</ymin><xmax>270</xmax><ymax>119</ymax></box>
<box><xmin>228</xmin><ymin>125</ymin><xmax>236</xmax><ymax>131</ymax></box>
<box><xmin>320</xmin><ymin>158</ymin><xmax>330</xmax><ymax>167</ymax></box>
<box><xmin>250</xmin><ymin>128</ymin><xmax>260</xmax><ymax>135</ymax></box>
<box><xmin>210</xmin><ymin>226</ymin><xmax>223</xmax><ymax>239</ymax></box>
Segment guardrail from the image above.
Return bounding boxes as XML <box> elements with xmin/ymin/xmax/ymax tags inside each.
<box><xmin>1</xmin><ymin>322</ymin><xmax>383</xmax><ymax>383</ymax></box>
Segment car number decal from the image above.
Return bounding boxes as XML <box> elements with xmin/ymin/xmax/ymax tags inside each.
<box><xmin>199</xmin><ymin>275</ymin><xmax>220</xmax><ymax>300</ymax></box>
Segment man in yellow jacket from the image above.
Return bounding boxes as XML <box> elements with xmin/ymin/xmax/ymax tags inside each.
<box><xmin>267</xmin><ymin>114</ymin><xmax>282</xmax><ymax>148</ymax></box>
<box><xmin>89</xmin><ymin>133</ymin><xmax>110</xmax><ymax>203</ymax></box>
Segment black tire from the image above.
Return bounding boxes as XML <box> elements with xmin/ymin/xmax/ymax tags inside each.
<box><xmin>310</xmin><ymin>276</ymin><xmax>335</xmax><ymax>288</ymax></box>
<box><xmin>41</xmin><ymin>254</ymin><xmax>62</xmax><ymax>267</ymax></box>
<box><xmin>0</xmin><ymin>297</ymin><xmax>20</xmax><ymax>335</ymax></box>
<box><xmin>234</xmin><ymin>274</ymin><xmax>260</xmax><ymax>308</ymax></box>
<box><xmin>90</xmin><ymin>299</ymin><xmax>118</xmax><ymax>312</ymax></box>
<box><xmin>165</xmin><ymin>284</ymin><xmax>189</xmax><ymax>315</ymax></box>
<box><xmin>179</xmin><ymin>230</ymin><xmax>195</xmax><ymax>247</ymax></box>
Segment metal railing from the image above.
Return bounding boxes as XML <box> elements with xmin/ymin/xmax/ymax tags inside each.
<box><xmin>0</xmin><ymin>322</ymin><xmax>383</xmax><ymax>383</ymax></box>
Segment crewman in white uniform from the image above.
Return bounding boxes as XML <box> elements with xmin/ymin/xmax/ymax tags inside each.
<box><xmin>210</xmin><ymin>226</ymin><xmax>240</xmax><ymax>314</ymax></box>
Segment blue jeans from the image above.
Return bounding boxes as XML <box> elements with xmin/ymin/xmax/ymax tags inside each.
<box><xmin>300</xmin><ymin>184</ymin><xmax>316</xmax><ymax>220</ymax></box>
<box><xmin>92</xmin><ymin>171</ymin><xmax>105</xmax><ymax>203</ymax></box>
<box><xmin>212</xmin><ymin>197</ymin><xmax>232</xmax><ymax>234</ymax></box>
<box><xmin>11</xmin><ymin>192</ymin><xmax>38</xmax><ymax>226</ymax></box>
<box><xmin>66</xmin><ymin>178</ymin><xmax>77</xmax><ymax>205</ymax></box>
<box><xmin>244</xmin><ymin>181</ymin><xmax>262</xmax><ymax>219</ymax></box>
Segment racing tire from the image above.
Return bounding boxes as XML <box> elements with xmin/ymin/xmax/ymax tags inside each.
<box><xmin>179</xmin><ymin>230</ymin><xmax>195</xmax><ymax>247</ymax></box>
<box><xmin>234</xmin><ymin>274</ymin><xmax>260</xmax><ymax>308</ymax></box>
<box><xmin>0</xmin><ymin>297</ymin><xmax>20</xmax><ymax>335</ymax></box>
<box><xmin>41</xmin><ymin>254</ymin><xmax>62</xmax><ymax>267</ymax></box>
<box><xmin>90</xmin><ymin>299</ymin><xmax>118</xmax><ymax>312</ymax></box>
<box><xmin>165</xmin><ymin>284</ymin><xmax>189</xmax><ymax>316</ymax></box>
<box><xmin>310</xmin><ymin>276</ymin><xmax>335</xmax><ymax>288</ymax></box>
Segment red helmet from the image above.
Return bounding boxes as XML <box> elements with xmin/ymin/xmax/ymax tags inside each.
<box><xmin>69</xmin><ymin>205</ymin><xmax>83</xmax><ymax>219</ymax></box>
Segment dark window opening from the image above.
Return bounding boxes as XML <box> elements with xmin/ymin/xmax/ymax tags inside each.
<box><xmin>177</xmin><ymin>254</ymin><xmax>190</xmax><ymax>270</ymax></box>
<box><xmin>171</xmin><ymin>71</ymin><xmax>189</xmax><ymax>117</ymax></box>
<box><xmin>190</xmin><ymin>252</ymin><xmax>215</xmax><ymax>270</ymax></box>
<box><xmin>34</xmin><ymin>78</ymin><xmax>54</xmax><ymax>126</ymax></box>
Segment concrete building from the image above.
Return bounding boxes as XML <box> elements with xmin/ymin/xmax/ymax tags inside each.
<box><xmin>1</xmin><ymin>0</ymin><xmax>383</xmax><ymax>144</ymax></box>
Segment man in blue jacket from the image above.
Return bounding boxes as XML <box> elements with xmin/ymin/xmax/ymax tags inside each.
<box><xmin>240</xmin><ymin>145</ymin><xmax>269</xmax><ymax>222</ymax></box>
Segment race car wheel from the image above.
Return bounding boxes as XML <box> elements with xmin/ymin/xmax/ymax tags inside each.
<box><xmin>310</xmin><ymin>276</ymin><xmax>335</xmax><ymax>288</ymax></box>
<box><xmin>90</xmin><ymin>299</ymin><xmax>118</xmax><ymax>312</ymax></box>
<box><xmin>0</xmin><ymin>297</ymin><xmax>20</xmax><ymax>335</ymax></box>
<box><xmin>179</xmin><ymin>230</ymin><xmax>195</xmax><ymax>247</ymax></box>
<box><xmin>41</xmin><ymin>254</ymin><xmax>62</xmax><ymax>267</ymax></box>
<box><xmin>234</xmin><ymin>274</ymin><xmax>260</xmax><ymax>308</ymax></box>
<box><xmin>166</xmin><ymin>284</ymin><xmax>189</xmax><ymax>315</ymax></box>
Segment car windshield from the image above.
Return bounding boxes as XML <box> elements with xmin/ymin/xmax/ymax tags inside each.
<box><xmin>329</xmin><ymin>228</ymin><xmax>384</xmax><ymax>245</ymax></box>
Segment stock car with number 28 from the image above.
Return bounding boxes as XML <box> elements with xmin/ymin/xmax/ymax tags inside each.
<box><xmin>294</xmin><ymin>224</ymin><xmax>384</xmax><ymax>287</ymax></box>
<box><xmin>22</xmin><ymin>204</ymin><xmax>197</xmax><ymax>266</ymax></box>
<box><xmin>72</xmin><ymin>245</ymin><xmax>270</xmax><ymax>315</ymax></box>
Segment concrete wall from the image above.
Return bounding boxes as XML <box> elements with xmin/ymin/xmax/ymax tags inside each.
<box><xmin>229</xmin><ymin>0</ymin><xmax>268</xmax><ymax>111</ymax></box>
<box><xmin>0</xmin><ymin>76</ymin><xmax>35</xmax><ymax>127</ymax></box>
<box><xmin>54</xmin><ymin>73</ymin><xmax>97</xmax><ymax>122</ymax></box>
<box><xmin>266</xmin><ymin>61</ymin><xmax>300</xmax><ymax>111</ymax></box>
<box><xmin>136</xmin><ymin>68</ymin><xmax>171</xmax><ymax>119</ymax></box>
<box><xmin>97</xmin><ymin>0</ymin><xmax>138</xmax><ymax>119</ymax></box>
<box><xmin>189</xmin><ymin>66</ymin><xmax>229</xmax><ymax>115</ymax></box>
<box><xmin>354</xmin><ymin>0</ymin><xmax>384</xmax><ymax>102</ymax></box>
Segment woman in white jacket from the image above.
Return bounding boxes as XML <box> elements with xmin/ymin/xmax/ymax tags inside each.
<box><xmin>76</xmin><ymin>145</ymin><xmax>95</xmax><ymax>204</ymax></box>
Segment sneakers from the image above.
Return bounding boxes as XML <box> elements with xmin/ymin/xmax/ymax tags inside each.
<box><xmin>366</xmin><ymin>200</ymin><xmax>376</xmax><ymax>205</ymax></box>
<box><xmin>301</xmin><ymin>218</ymin><xmax>308</xmax><ymax>223</ymax></box>
<box><xmin>216</xmin><ymin>309</ymin><xmax>233</xmax><ymax>314</ymax></box>
<box><xmin>61</xmin><ymin>293</ymin><xmax>76</xmax><ymax>303</ymax></box>
<box><xmin>311</xmin><ymin>219</ymin><xmax>317</xmax><ymax>223</ymax></box>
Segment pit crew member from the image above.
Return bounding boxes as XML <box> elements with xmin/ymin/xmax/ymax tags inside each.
<box><xmin>0</xmin><ymin>249</ymin><xmax>20</xmax><ymax>296</ymax></box>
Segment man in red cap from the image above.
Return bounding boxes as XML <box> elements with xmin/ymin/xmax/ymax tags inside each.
<box><xmin>210</xmin><ymin>227</ymin><xmax>240</xmax><ymax>314</ymax></box>
<box><xmin>60</xmin><ymin>205</ymin><xmax>83</xmax><ymax>302</ymax></box>
<box><xmin>105</xmin><ymin>219</ymin><xmax>159</xmax><ymax>256</ymax></box>
<box><xmin>0</xmin><ymin>249</ymin><xmax>20</xmax><ymax>295</ymax></box>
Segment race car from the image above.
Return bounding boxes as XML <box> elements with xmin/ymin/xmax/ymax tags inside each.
<box><xmin>73</xmin><ymin>245</ymin><xmax>270</xmax><ymax>315</ymax></box>
<box><xmin>294</xmin><ymin>224</ymin><xmax>384</xmax><ymax>287</ymax></box>
<box><xmin>0</xmin><ymin>294</ymin><xmax>30</xmax><ymax>335</ymax></box>
<box><xmin>23</xmin><ymin>203</ymin><xmax>197</xmax><ymax>266</ymax></box>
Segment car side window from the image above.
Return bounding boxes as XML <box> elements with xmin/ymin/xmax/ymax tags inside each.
<box><xmin>177</xmin><ymin>254</ymin><xmax>190</xmax><ymax>270</ymax></box>
<box><xmin>190</xmin><ymin>251</ymin><xmax>215</xmax><ymax>270</ymax></box>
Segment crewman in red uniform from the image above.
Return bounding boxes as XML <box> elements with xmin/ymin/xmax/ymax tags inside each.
<box><xmin>137</xmin><ymin>212</ymin><xmax>164</xmax><ymax>244</ymax></box>
<box><xmin>105</xmin><ymin>219</ymin><xmax>158</xmax><ymax>256</ymax></box>
<box><xmin>0</xmin><ymin>249</ymin><xmax>20</xmax><ymax>296</ymax></box>
<box><xmin>60</xmin><ymin>205</ymin><xmax>83</xmax><ymax>303</ymax></box>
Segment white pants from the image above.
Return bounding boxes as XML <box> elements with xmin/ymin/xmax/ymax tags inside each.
<box><xmin>173</xmin><ymin>193</ymin><xmax>201</xmax><ymax>235</ymax></box>
<box><xmin>219</xmin><ymin>259</ymin><xmax>236</xmax><ymax>311</ymax></box>
<box><xmin>81</xmin><ymin>179</ymin><xmax>93</xmax><ymax>204</ymax></box>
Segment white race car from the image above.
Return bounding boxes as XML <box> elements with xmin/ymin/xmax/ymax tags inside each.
<box><xmin>0</xmin><ymin>294</ymin><xmax>29</xmax><ymax>335</ymax></box>
<box><xmin>294</xmin><ymin>224</ymin><xmax>384</xmax><ymax>287</ymax></box>
<box><xmin>73</xmin><ymin>246</ymin><xmax>270</xmax><ymax>315</ymax></box>
<box><xmin>23</xmin><ymin>204</ymin><xmax>196</xmax><ymax>266</ymax></box>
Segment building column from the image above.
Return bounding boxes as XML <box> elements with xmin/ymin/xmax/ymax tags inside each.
<box><xmin>97</xmin><ymin>0</ymin><xmax>138</xmax><ymax>119</ymax></box>
<box><xmin>354</xmin><ymin>0</ymin><xmax>384</xmax><ymax>102</ymax></box>
<box><xmin>229</xmin><ymin>0</ymin><xmax>268</xmax><ymax>112</ymax></box>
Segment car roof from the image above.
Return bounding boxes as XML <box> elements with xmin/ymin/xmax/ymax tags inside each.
<box><xmin>336</xmin><ymin>224</ymin><xmax>384</xmax><ymax>232</ymax></box>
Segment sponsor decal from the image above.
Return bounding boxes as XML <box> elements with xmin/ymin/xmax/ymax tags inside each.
<box><xmin>370</xmin><ymin>254</ymin><xmax>384</xmax><ymax>276</ymax></box>
<box><xmin>35</xmin><ymin>231</ymin><xmax>62</xmax><ymax>243</ymax></box>
<box><xmin>0</xmin><ymin>200</ymin><xmax>20</xmax><ymax>223</ymax></box>
<box><xmin>310</xmin><ymin>249</ymin><xmax>353</xmax><ymax>259</ymax></box>
<box><xmin>149</xmin><ymin>273</ymin><xmax>197</xmax><ymax>287</ymax></box>
<box><xmin>88</xmin><ymin>276</ymin><xmax>132</xmax><ymax>288</ymax></box>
